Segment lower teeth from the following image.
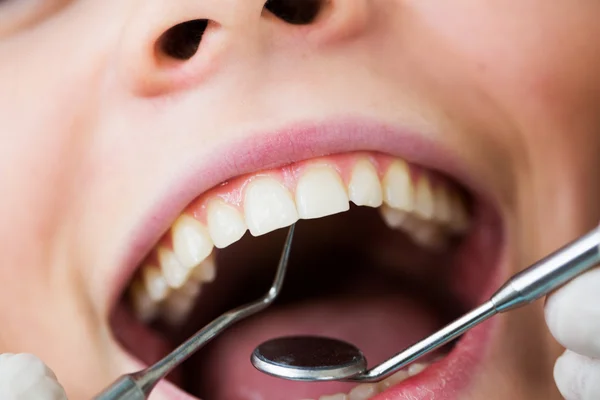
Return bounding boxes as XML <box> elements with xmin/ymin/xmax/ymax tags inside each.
<box><xmin>316</xmin><ymin>362</ymin><xmax>430</xmax><ymax>400</ymax></box>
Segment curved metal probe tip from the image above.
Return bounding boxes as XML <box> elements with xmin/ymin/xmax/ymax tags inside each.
<box><xmin>93</xmin><ymin>224</ymin><xmax>296</xmax><ymax>400</ymax></box>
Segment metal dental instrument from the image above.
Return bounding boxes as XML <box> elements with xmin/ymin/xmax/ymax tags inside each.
<box><xmin>94</xmin><ymin>224</ymin><xmax>296</xmax><ymax>400</ymax></box>
<box><xmin>252</xmin><ymin>224</ymin><xmax>600</xmax><ymax>383</ymax></box>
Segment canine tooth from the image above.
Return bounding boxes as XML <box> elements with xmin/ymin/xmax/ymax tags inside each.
<box><xmin>296</xmin><ymin>165</ymin><xmax>349</xmax><ymax>219</ymax></box>
<box><xmin>320</xmin><ymin>394</ymin><xmax>348</xmax><ymax>400</ymax></box>
<box><xmin>408</xmin><ymin>363</ymin><xmax>427</xmax><ymax>376</ymax></box>
<box><xmin>382</xmin><ymin>160</ymin><xmax>414</xmax><ymax>212</ymax></box>
<box><xmin>129</xmin><ymin>279</ymin><xmax>158</xmax><ymax>323</ymax></box>
<box><xmin>158</xmin><ymin>247</ymin><xmax>189</xmax><ymax>289</ymax></box>
<box><xmin>141</xmin><ymin>264</ymin><xmax>170</xmax><ymax>302</ymax></box>
<box><xmin>172</xmin><ymin>215</ymin><xmax>213</xmax><ymax>269</ymax></box>
<box><xmin>348</xmin><ymin>159</ymin><xmax>383</xmax><ymax>208</ymax></box>
<box><xmin>207</xmin><ymin>200</ymin><xmax>247</xmax><ymax>248</ymax></box>
<box><xmin>191</xmin><ymin>254</ymin><xmax>216</xmax><ymax>283</ymax></box>
<box><xmin>244</xmin><ymin>177</ymin><xmax>299</xmax><ymax>236</ymax></box>
<box><xmin>377</xmin><ymin>370</ymin><xmax>409</xmax><ymax>391</ymax></box>
<box><xmin>348</xmin><ymin>383</ymin><xmax>379</xmax><ymax>400</ymax></box>
<box><xmin>414</xmin><ymin>176</ymin><xmax>435</xmax><ymax>220</ymax></box>
<box><xmin>379</xmin><ymin>205</ymin><xmax>408</xmax><ymax>229</ymax></box>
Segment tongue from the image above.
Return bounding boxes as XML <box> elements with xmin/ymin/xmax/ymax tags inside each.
<box><xmin>194</xmin><ymin>292</ymin><xmax>442</xmax><ymax>400</ymax></box>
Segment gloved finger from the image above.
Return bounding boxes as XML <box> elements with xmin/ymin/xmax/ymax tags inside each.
<box><xmin>545</xmin><ymin>268</ymin><xmax>600</xmax><ymax>357</ymax></box>
<box><xmin>0</xmin><ymin>353</ymin><xmax>67</xmax><ymax>400</ymax></box>
<box><xmin>554</xmin><ymin>350</ymin><xmax>600</xmax><ymax>400</ymax></box>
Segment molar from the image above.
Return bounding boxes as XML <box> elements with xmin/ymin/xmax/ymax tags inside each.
<box><xmin>382</xmin><ymin>160</ymin><xmax>414</xmax><ymax>212</ymax></box>
<box><xmin>433</xmin><ymin>184</ymin><xmax>452</xmax><ymax>225</ymax></box>
<box><xmin>129</xmin><ymin>279</ymin><xmax>158</xmax><ymax>323</ymax></box>
<box><xmin>449</xmin><ymin>192</ymin><xmax>470</xmax><ymax>233</ymax></box>
<box><xmin>411</xmin><ymin>222</ymin><xmax>446</xmax><ymax>251</ymax></box>
<box><xmin>160</xmin><ymin>289</ymin><xmax>197</xmax><ymax>327</ymax></box>
<box><xmin>172</xmin><ymin>215</ymin><xmax>213</xmax><ymax>269</ymax></box>
<box><xmin>244</xmin><ymin>177</ymin><xmax>299</xmax><ymax>236</ymax></box>
<box><xmin>348</xmin><ymin>159</ymin><xmax>383</xmax><ymax>208</ymax></box>
<box><xmin>206</xmin><ymin>199</ymin><xmax>247</xmax><ymax>248</ymax></box>
<box><xmin>296</xmin><ymin>165</ymin><xmax>349</xmax><ymax>219</ymax></box>
<box><xmin>158</xmin><ymin>247</ymin><xmax>190</xmax><ymax>289</ymax></box>
<box><xmin>379</xmin><ymin>204</ymin><xmax>408</xmax><ymax>229</ymax></box>
<box><xmin>141</xmin><ymin>264</ymin><xmax>170</xmax><ymax>302</ymax></box>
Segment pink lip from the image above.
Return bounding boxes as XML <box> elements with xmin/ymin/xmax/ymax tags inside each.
<box><xmin>106</xmin><ymin>116</ymin><xmax>506</xmax><ymax>400</ymax></box>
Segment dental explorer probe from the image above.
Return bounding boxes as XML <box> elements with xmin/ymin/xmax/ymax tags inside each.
<box><xmin>252</xmin><ymin>223</ymin><xmax>600</xmax><ymax>383</ymax></box>
<box><xmin>93</xmin><ymin>224</ymin><xmax>296</xmax><ymax>400</ymax></box>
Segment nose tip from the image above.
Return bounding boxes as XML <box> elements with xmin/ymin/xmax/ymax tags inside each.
<box><xmin>118</xmin><ymin>0</ymin><xmax>369</xmax><ymax>97</ymax></box>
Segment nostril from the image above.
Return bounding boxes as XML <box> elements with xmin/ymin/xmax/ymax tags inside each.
<box><xmin>264</xmin><ymin>0</ymin><xmax>323</xmax><ymax>25</ymax></box>
<box><xmin>158</xmin><ymin>19</ymin><xmax>208</xmax><ymax>60</ymax></box>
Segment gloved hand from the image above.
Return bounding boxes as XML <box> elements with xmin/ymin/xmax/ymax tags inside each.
<box><xmin>0</xmin><ymin>353</ymin><xmax>67</xmax><ymax>400</ymax></box>
<box><xmin>546</xmin><ymin>266</ymin><xmax>600</xmax><ymax>400</ymax></box>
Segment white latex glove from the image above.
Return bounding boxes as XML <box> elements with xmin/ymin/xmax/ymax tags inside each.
<box><xmin>546</xmin><ymin>267</ymin><xmax>600</xmax><ymax>400</ymax></box>
<box><xmin>0</xmin><ymin>353</ymin><xmax>68</xmax><ymax>400</ymax></box>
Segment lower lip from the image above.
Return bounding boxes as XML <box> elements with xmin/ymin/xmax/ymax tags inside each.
<box><xmin>371</xmin><ymin>320</ymin><xmax>494</xmax><ymax>400</ymax></box>
<box><xmin>121</xmin><ymin>316</ymin><xmax>494</xmax><ymax>400</ymax></box>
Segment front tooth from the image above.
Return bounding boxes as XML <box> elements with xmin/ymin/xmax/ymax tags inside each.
<box><xmin>141</xmin><ymin>264</ymin><xmax>170</xmax><ymax>302</ymax></box>
<box><xmin>348</xmin><ymin>383</ymin><xmax>379</xmax><ymax>400</ymax></box>
<box><xmin>320</xmin><ymin>394</ymin><xmax>348</xmax><ymax>400</ymax></box>
<box><xmin>158</xmin><ymin>246</ymin><xmax>189</xmax><ymax>289</ymax></box>
<box><xmin>244</xmin><ymin>177</ymin><xmax>299</xmax><ymax>236</ymax></box>
<box><xmin>129</xmin><ymin>279</ymin><xmax>158</xmax><ymax>322</ymax></box>
<box><xmin>172</xmin><ymin>215</ymin><xmax>213</xmax><ymax>269</ymax></box>
<box><xmin>296</xmin><ymin>165</ymin><xmax>349</xmax><ymax>219</ymax></box>
<box><xmin>348</xmin><ymin>159</ymin><xmax>383</xmax><ymax>208</ymax></box>
<box><xmin>414</xmin><ymin>176</ymin><xmax>435</xmax><ymax>220</ymax></box>
<box><xmin>382</xmin><ymin>160</ymin><xmax>414</xmax><ymax>212</ymax></box>
<box><xmin>207</xmin><ymin>199</ymin><xmax>247</xmax><ymax>248</ymax></box>
<box><xmin>377</xmin><ymin>370</ymin><xmax>409</xmax><ymax>392</ymax></box>
<box><xmin>191</xmin><ymin>253</ymin><xmax>216</xmax><ymax>283</ymax></box>
<box><xmin>407</xmin><ymin>363</ymin><xmax>427</xmax><ymax>376</ymax></box>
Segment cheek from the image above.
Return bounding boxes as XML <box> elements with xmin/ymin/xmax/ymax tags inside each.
<box><xmin>414</xmin><ymin>1</ymin><xmax>600</xmax><ymax>113</ymax></box>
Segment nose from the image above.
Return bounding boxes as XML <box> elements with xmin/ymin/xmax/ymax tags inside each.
<box><xmin>118</xmin><ymin>0</ymin><xmax>369</xmax><ymax>96</ymax></box>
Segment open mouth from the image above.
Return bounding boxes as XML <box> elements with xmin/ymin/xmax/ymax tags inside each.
<box><xmin>108</xmin><ymin>149</ymin><xmax>503</xmax><ymax>400</ymax></box>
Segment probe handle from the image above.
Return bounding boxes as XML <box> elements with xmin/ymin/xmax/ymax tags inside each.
<box><xmin>491</xmin><ymin>225</ymin><xmax>600</xmax><ymax>313</ymax></box>
<box><xmin>92</xmin><ymin>375</ymin><xmax>146</xmax><ymax>400</ymax></box>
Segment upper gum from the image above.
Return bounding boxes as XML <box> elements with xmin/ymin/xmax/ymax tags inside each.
<box><xmin>183</xmin><ymin>151</ymin><xmax>436</xmax><ymax>225</ymax></box>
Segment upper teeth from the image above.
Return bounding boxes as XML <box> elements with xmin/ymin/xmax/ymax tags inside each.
<box><xmin>129</xmin><ymin>153</ymin><xmax>470</xmax><ymax>325</ymax></box>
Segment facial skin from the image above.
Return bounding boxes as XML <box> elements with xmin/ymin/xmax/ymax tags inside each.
<box><xmin>1</xmin><ymin>0</ymin><xmax>600</xmax><ymax>398</ymax></box>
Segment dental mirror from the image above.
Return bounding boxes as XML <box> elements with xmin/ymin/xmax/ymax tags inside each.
<box><xmin>251</xmin><ymin>336</ymin><xmax>367</xmax><ymax>381</ymax></box>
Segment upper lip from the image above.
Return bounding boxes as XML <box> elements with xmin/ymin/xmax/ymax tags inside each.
<box><xmin>105</xmin><ymin>116</ymin><xmax>495</xmax><ymax>317</ymax></box>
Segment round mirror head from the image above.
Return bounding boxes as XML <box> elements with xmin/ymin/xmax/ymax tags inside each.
<box><xmin>251</xmin><ymin>335</ymin><xmax>367</xmax><ymax>381</ymax></box>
